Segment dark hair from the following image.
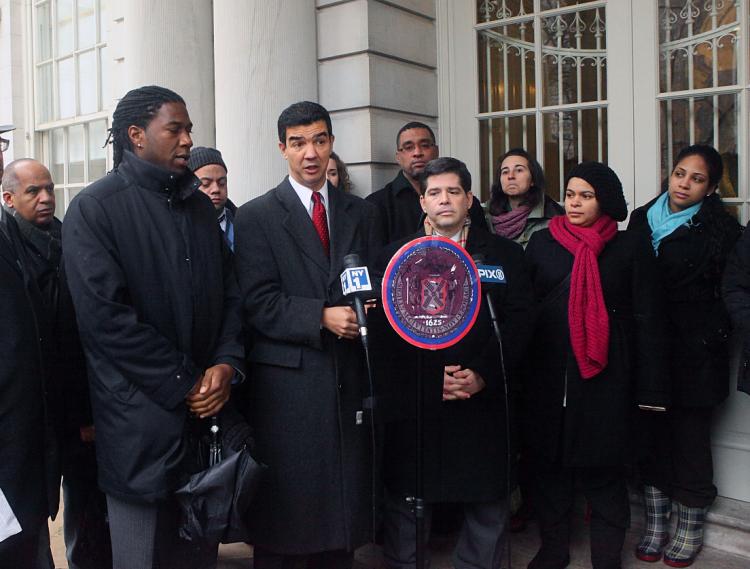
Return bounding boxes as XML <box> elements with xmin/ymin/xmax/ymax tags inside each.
<box><xmin>489</xmin><ymin>148</ymin><xmax>545</xmax><ymax>215</ymax></box>
<box><xmin>418</xmin><ymin>157</ymin><xmax>471</xmax><ymax>195</ymax></box>
<box><xmin>329</xmin><ymin>151</ymin><xmax>352</xmax><ymax>193</ymax></box>
<box><xmin>396</xmin><ymin>122</ymin><xmax>436</xmax><ymax>148</ymax></box>
<box><xmin>670</xmin><ymin>144</ymin><xmax>736</xmax><ymax>287</ymax></box>
<box><xmin>277</xmin><ymin>101</ymin><xmax>332</xmax><ymax>144</ymax></box>
<box><xmin>109</xmin><ymin>85</ymin><xmax>185</xmax><ymax>168</ymax></box>
<box><xmin>672</xmin><ymin>144</ymin><xmax>723</xmax><ymax>190</ymax></box>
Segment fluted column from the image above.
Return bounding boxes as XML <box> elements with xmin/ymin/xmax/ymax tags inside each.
<box><xmin>213</xmin><ymin>0</ymin><xmax>318</xmax><ymax>204</ymax></box>
<box><xmin>120</xmin><ymin>0</ymin><xmax>216</xmax><ymax>147</ymax></box>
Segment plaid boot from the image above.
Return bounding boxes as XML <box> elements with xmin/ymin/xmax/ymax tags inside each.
<box><xmin>635</xmin><ymin>485</ymin><xmax>671</xmax><ymax>562</ymax></box>
<box><xmin>663</xmin><ymin>502</ymin><xmax>707</xmax><ymax>568</ymax></box>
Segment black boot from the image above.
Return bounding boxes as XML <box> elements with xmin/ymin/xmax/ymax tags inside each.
<box><xmin>527</xmin><ymin>518</ymin><xmax>570</xmax><ymax>569</ymax></box>
<box><xmin>589</xmin><ymin>513</ymin><xmax>625</xmax><ymax>569</ymax></box>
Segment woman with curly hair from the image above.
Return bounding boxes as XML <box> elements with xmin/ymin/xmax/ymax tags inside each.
<box><xmin>628</xmin><ymin>144</ymin><xmax>742</xmax><ymax>567</ymax></box>
<box><xmin>485</xmin><ymin>148</ymin><xmax>563</xmax><ymax>248</ymax></box>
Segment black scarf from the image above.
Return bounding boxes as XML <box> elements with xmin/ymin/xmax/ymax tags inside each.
<box><xmin>4</xmin><ymin>206</ymin><xmax>62</xmax><ymax>307</ymax></box>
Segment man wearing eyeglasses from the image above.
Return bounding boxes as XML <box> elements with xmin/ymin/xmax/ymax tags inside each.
<box><xmin>366</xmin><ymin>122</ymin><xmax>487</xmax><ymax>244</ymax></box>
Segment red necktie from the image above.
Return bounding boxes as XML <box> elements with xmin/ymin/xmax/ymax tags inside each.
<box><xmin>311</xmin><ymin>191</ymin><xmax>330</xmax><ymax>257</ymax></box>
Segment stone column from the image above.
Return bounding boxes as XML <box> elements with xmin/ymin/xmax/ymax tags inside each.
<box><xmin>213</xmin><ymin>0</ymin><xmax>318</xmax><ymax>205</ymax></box>
<box><xmin>118</xmin><ymin>0</ymin><xmax>216</xmax><ymax>147</ymax></box>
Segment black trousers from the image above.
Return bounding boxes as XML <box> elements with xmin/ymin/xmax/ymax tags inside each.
<box><xmin>529</xmin><ymin>459</ymin><xmax>629</xmax><ymax>569</ymax></box>
<box><xmin>252</xmin><ymin>546</ymin><xmax>353</xmax><ymax>569</ymax></box>
<box><xmin>637</xmin><ymin>406</ymin><xmax>716</xmax><ymax>508</ymax></box>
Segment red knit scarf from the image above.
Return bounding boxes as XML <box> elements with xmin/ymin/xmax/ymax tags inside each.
<box><xmin>548</xmin><ymin>215</ymin><xmax>618</xmax><ymax>379</ymax></box>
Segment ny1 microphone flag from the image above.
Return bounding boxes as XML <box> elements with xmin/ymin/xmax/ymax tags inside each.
<box><xmin>382</xmin><ymin>236</ymin><xmax>481</xmax><ymax>350</ymax></box>
<box><xmin>341</xmin><ymin>265</ymin><xmax>373</xmax><ymax>297</ymax></box>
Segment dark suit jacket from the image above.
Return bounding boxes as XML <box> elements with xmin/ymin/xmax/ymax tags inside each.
<box><xmin>234</xmin><ymin>177</ymin><xmax>382</xmax><ymax>553</ymax></box>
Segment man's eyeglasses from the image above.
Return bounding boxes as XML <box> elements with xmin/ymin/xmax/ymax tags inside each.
<box><xmin>0</xmin><ymin>138</ymin><xmax>9</xmax><ymax>153</ymax></box>
<box><xmin>397</xmin><ymin>141</ymin><xmax>435</xmax><ymax>153</ymax></box>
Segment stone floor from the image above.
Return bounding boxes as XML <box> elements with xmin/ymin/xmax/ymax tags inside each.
<box><xmin>50</xmin><ymin>513</ymin><xmax>749</xmax><ymax>568</ymax></box>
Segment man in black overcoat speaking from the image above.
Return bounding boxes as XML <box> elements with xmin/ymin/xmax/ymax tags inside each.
<box><xmin>373</xmin><ymin>157</ymin><xmax>533</xmax><ymax>569</ymax></box>
<box><xmin>62</xmin><ymin>85</ymin><xmax>244</xmax><ymax>569</ymax></box>
<box><xmin>234</xmin><ymin>101</ymin><xmax>382</xmax><ymax>568</ymax></box>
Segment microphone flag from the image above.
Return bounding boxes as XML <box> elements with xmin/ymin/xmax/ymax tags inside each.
<box><xmin>381</xmin><ymin>236</ymin><xmax>481</xmax><ymax>350</ymax></box>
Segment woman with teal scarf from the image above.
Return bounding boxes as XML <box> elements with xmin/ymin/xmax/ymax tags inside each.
<box><xmin>627</xmin><ymin>145</ymin><xmax>741</xmax><ymax>567</ymax></box>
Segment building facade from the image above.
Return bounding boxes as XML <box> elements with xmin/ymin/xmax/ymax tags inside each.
<box><xmin>1</xmin><ymin>0</ymin><xmax>749</xmax><ymax>540</ymax></box>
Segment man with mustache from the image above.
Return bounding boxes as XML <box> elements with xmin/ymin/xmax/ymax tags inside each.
<box><xmin>367</xmin><ymin>122</ymin><xmax>487</xmax><ymax>245</ymax></box>
<box><xmin>0</xmin><ymin>137</ymin><xmax>59</xmax><ymax>569</ymax></box>
<box><xmin>189</xmin><ymin>147</ymin><xmax>237</xmax><ymax>251</ymax></box>
<box><xmin>2</xmin><ymin>158</ymin><xmax>111</xmax><ymax>569</ymax></box>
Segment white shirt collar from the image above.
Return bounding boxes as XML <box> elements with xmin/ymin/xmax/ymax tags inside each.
<box><xmin>288</xmin><ymin>175</ymin><xmax>330</xmax><ymax>220</ymax></box>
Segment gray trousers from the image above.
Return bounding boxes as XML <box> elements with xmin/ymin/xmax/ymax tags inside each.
<box><xmin>106</xmin><ymin>494</ymin><xmax>218</xmax><ymax>569</ymax></box>
<box><xmin>383</xmin><ymin>493</ymin><xmax>508</xmax><ymax>569</ymax></box>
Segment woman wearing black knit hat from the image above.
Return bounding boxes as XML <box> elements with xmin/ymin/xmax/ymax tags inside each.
<box><xmin>522</xmin><ymin>162</ymin><xmax>669</xmax><ymax>569</ymax></box>
<box><xmin>628</xmin><ymin>145</ymin><xmax>741</xmax><ymax>567</ymax></box>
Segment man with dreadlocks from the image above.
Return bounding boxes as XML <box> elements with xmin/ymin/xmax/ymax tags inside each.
<box><xmin>62</xmin><ymin>85</ymin><xmax>244</xmax><ymax>569</ymax></box>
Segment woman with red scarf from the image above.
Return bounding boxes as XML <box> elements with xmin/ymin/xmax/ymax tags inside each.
<box><xmin>522</xmin><ymin>162</ymin><xmax>669</xmax><ymax>569</ymax></box>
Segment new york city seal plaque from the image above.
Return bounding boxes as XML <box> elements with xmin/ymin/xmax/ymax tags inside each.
<box><xmin>382</xmin><ymin>236</ymin><xmax>481</xmax><ymax>350</ymax></box>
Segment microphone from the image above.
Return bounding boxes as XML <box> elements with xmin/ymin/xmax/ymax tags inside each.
<box><xmin>341</xmin><ymin>253</ymin><xmax>373</xmax><ymax>348</ymax></box>
<box><xmin>472</xmin><ymin>254</ymin><xmax>505</xmax><ymax>341</ymax></box>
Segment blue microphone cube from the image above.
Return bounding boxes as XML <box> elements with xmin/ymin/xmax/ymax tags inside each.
<box><xmin>477</xmin><ymin>264</ymin><xmax>506</xmax><ymax>284</ymax></box>
<box><xmin>341</xmin><ymin>266</ymin><xmax>373</xmax><ymax>296</ymax></box>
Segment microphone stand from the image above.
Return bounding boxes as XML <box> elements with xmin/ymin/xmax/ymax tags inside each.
<box><xmin>484</xmin><ymin>289</ymin><xmax>513</xmax><ymax>569</ymax></box>
<box><xmin>408</xmin><ymin>350</ymin><xmax>426</xmax><ymax>569</ymax></box>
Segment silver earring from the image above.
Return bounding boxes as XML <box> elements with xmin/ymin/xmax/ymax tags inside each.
<box><xmin>137</xmin><ymin>144</ymin><xmax>143</xmax><ymax>148</ymax></box>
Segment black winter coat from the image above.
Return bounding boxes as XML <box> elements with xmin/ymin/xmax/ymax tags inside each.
<box><xmin>523</xmin><ymin>229</ymin><xmax>669</xmax><ymax>467</ymax></box>
<box><xmin>0</xmin><ymin>209</ymin><xmax>59</xmax><ymax>531</ymax></box>
<box><xmin>234</xmin><ymin>179</ymin><xmax>382</xmax><ymax>554</ymax></box>
<box><xmin>371</xmin><ymin>227</ymin><xmax>533</xmax><ymax>502</ymax></box>
<box><xmin>629</xmin><ymin>194</ymin><xmax>742</xmax><ymax>407</ymax></box>
<box><xmin>724</xmin><ymin>223</ymin><xmax>750</xmax><ymax>394</ymax></box>
<box><xmin>62</xmin><ymin>151</ymin><xmax>244</xmax><ymax>503</ymax></box>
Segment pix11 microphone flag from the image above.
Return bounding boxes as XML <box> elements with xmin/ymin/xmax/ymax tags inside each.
<box><xmin>381</xmin><ymin>236</ymin><xmax>481</xmax><ymax>350</ymax></box>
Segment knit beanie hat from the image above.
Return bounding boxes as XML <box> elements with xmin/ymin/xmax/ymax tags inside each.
<box><xmin>565</xmin><ymin>161</ymin><xmax>627</xmax><ymax>221</ymax></box>
<box><xmin>188</xmin><ymin>146</ymin><xmax>227</xmax><ymax>173</ymax></box>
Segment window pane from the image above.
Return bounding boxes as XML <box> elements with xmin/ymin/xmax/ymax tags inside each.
<box><xmin>58</xmin><ymin>57</ymin><xmax>75</xmax><ymax>118</ymax></box>
<box><xmin>99</xmin><ymin>46</ymin><xmax>109</xmax><ymax>111</ymax></box>
<box><xmin>56</xmin><ymin>0</ymin><xmax>74</xmax><ymax>55</ymax></box>
<box><xmin>68</xmin><ymin>124</ymin><xmax>85</xmax><ymax>184</ymax></box>
<box><xmin>36</xmin><ymin>63</ymin><xmax>54</xmax><ymax>123</ymax></box>
<box><xmin>542</xmin><ymin>8</ymin><xmax>607</xmax><ymax>107</ymax></box>
<box><xmin>540</xmin><ymin>0</ymin><xmax>598</xmax><ymax>10</ymax></box>
<box><xmin>88</xmin><ymin>119</ymin><xmax>107</xmax><ymax>181</ymax></box>
<box><xmin>54</xmin><ymin>188</ymin><xmax>65</xmax><ymax>220</ymax></box>
<box><xmin>100</xmin><ymin>0</ymin><xmax>108</xmax><ymax>42</ymax></box>
<box><xmin>543</xmin><ymin>107</ymin><xmax>607</xmax><ymax>200</ymax></box>
<box><xmin>78</xmin><ymin>0</ymin><xmax>97</xmax><ymax>48</ymax></box>
<box><xmin>51</xmin><ymin>128</ymin><xmax>65</xmax><ymax>183</ymax></box>
<box><xmin>659</xmin><ymin>0</ymin><xmax>739</xmax><ymax>92</ymax></box>
<box><xmin>478</xmin><ymin>23</ymin><xmax>536</xmax><ymax>113</ymax></box>
<box><xmin>35</xmin><ymin>2</ymin><xmax>53</xmax><ymax>61</ymax></box>
<box><xmin>477</xmin><ymin>0</ymin><xmax>533</xmax><ymax>23</ymax></box>
<box><xmin>479</xmin><ymin>115</ymin><xmax>537</xmax><ymax>201</ymax></box>
<box><xmin>78</xmin><ymin>50</ymin><xmax>97</xmax><ymax>115</ymax></box>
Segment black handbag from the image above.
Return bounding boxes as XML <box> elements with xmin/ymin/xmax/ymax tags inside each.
<box><xmin>175</xmin><ymin>406</ymin><xmax>265</xmax><ymax>544</ymax></box>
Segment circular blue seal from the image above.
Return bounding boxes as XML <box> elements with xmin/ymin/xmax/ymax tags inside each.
<box><xmin>382</xmin><ymin>236</ymin><xmax>481</xmax><ymax>350</ymax></box>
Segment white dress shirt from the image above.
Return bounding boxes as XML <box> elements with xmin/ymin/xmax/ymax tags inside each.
<box><xmin>288</xmin><ymin>175</ymin><xmax>331</xmax><ymax>231</ymax></box>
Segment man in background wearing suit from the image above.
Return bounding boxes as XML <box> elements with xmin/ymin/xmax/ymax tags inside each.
<box><xmin>234</xmin><ymin>101</ymin><xmax>382</xmax><ymax>569</ymax></box>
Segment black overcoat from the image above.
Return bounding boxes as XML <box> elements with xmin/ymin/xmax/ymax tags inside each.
<box><xmin>523</xmin><ymin>229</ymin><xmax>669</xmax><ymax>467</ymax></box>
<box><xmin>724</xmin><ymin>222</ymin><xmax>750</xmax><ymax>394</ymax></box>
<box><xmin>629</xmin><ymin>195</ymin><xmax>742</xmax><ymax>407</ymax></box>
<box><xmin>371</xmin><ymin>227</ymin><xmax>533</xmax><ymax>502</ymax></box>
<box><xmin>62</xmin><ymin>150</ymin><xmax>244</xmax><ymax>503</ymax></box>
<box><xmin>0</xmin><ymin>209</ymin><xmax>58</xmax><ymax>532</ymax></box>
<box><xmin>233</xmin><ymin>178</ymin><xmax>382</xmax><ymax>554</ymax></box>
